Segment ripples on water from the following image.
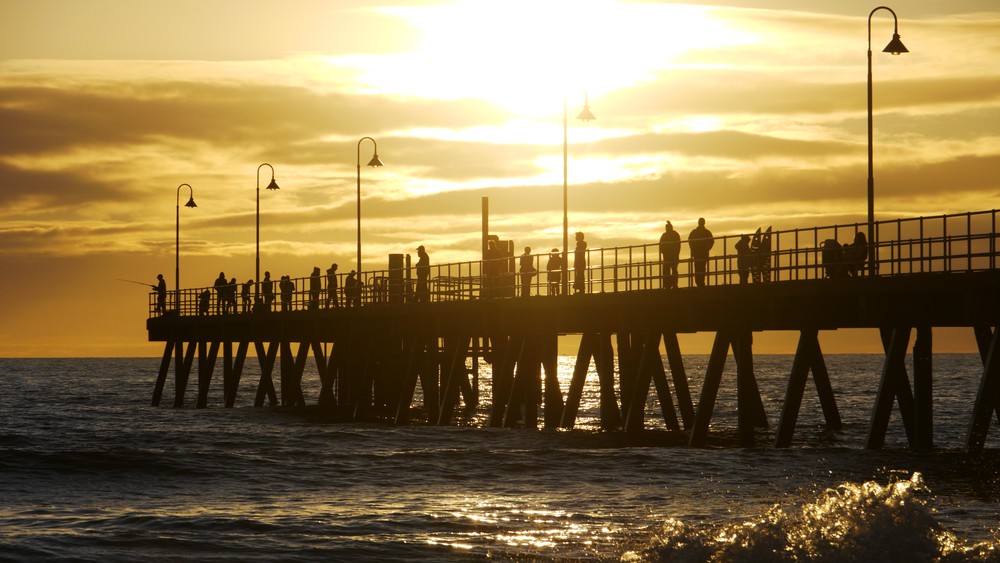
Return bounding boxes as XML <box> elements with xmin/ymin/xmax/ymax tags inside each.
<box><xmin>0</xmin><ymin>356</ymin><xmax>999</xmax><ymax>561</ymax></box>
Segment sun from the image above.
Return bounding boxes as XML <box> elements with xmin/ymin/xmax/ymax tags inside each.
<box><xmin>362</xmin><ymin>0</ymin><xmax>754</xmax><ymax>115</ymax></box>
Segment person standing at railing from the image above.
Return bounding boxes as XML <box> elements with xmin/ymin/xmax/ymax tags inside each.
<box><xmin>213</xmin><ymin>272</ymin><xmax>228</xmax><ymax>314</ymax></box>
<box><xmin>546</xmin><ymin>249</ymin><xmax>562</xmax><ymax>296</ymax></box>
<box><xmin>416</xmin><ymin>245</ymin><xmax>430</xmax><ymax>303</ymax></box>
<box><xmin>345</xmin><ymin>270</ymin><xmax>361</xmax><ymax>307</ymax></box>
<box><xmin>326</xmin><ymin>263</ymin><xmax>340</xmax><ymax>308</ymax></box>
<box><xmin>735</xmin><ymin>234</ymin><xmax>752</xmax><ymax>284</ymax></box>
<box><xmin>659</xmin><ymin>221</ymin><xmax>681</xmax><ymax>289</ymax></box>
<box><xmin>519</xmin><ymin>246</ymin><xmax>535</xmax><ymax>297</ymax></box>
<box><xmin>688</xmin><ymin>218</ymin><xmax>715</xmax><ymax>287</ymax></box>
<box><xmin>279</xmin><ymin>275</ymin><xmax>294</xmax><ymax>311</ymax></box>
<box><xmin>152</xmin><ymin>274</ymin><xmax>167</xmax><ymax>315</ymax></box>
<box><xmin>309</xmin><ymin>266</ymin><xmax>321</xmax><ymax>310</ymax></box>
<box><xmin>241</xmin><ymin>278</ymin><xmax>254</xmax><ymax>313</ymax></box>
<box><xmin>227</xmin><ymin>277</ymin><xmax>238</xmax><ymax>314</ymax></box>
<box><xmin>574</xmin><ymin>232</ymin><xmax>588</xmax><ymax>294</ymax></box>
<box><xmin>262</xmin><ymin>271</ymin><xmax>274</xmax><ymax>311</ymax></box>
<box><xmin>844</xmin><ymin>232</ymin><xmax>868</xmax><ymax>278</ymax></box>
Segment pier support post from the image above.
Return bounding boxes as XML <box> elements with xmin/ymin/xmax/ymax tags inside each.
<box><xmin>776</xmin><ymin>329</ymin><xmax>842</xmax><ymax>447</ymax></box>
<box><xmin>152</xmin><ymin>341</ymin><xmax>174</xmax><ymax>407</ymax></box>
<box><xmin>561</xmin><ymin>332</ymin><xmax>597</xmax><ymax>429</ymax></box>
<box><xmin>253</xmin><ymin>341</ymin><xmax>278</xmax><ymax>407</ymax></box>
<box><xmin>867</xmin><ymin>327</ymin><xmax>916</xmax><ymax>449</ymax></box>
<box><xmin>663</xmin><ymin>332</ymin><xmax>694</xmax><ymax>429</ymax></box>
<box><xmin>224</xmin><ymin>341</ymin><xmax>249</xmax><ymax>407</ymax></box>
<box><xmin>196</xmin><ymin>341</ymin><xmax>220</xmax><ymax>408</ymax></box>
<box><xmin>173</xmin><ymin>340</ymin><xmax>196</xmax><ymax>408</ymax></box>
<box><xmin>689</xmin><ymin>331</ymin><xmax>731</xmax><ymax>447</ymax></box>
<box><xmin>541</xmin><ymin>333</ymin><xmax>563</xmax><ymax>429</ymax></box>
<box><xmin>913</xmin><ymin>326</ymin><xmax>933</xmax><ymax>451</ymax></box>
<box><xmin>969</xmin><ymin>325</ymin><xmax>1000</xmax><ymax>452</ymax></box>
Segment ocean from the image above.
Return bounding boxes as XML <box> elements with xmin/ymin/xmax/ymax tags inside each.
<box><xmin>1</xmin><ymin>355</ymin><xmax>998</xmax><ymax>561</ymax></box>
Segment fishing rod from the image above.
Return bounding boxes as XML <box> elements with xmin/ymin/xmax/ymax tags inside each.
<box><xmin>116</xmin><ymin>278</ymin><xmax>156</xmax><ymax>288</ymax></box>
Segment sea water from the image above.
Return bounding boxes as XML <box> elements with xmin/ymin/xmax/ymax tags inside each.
<box><xmin>0</xmin><ymin>355</ymin><xmax>998</xmax><ymax>561</ymax></box>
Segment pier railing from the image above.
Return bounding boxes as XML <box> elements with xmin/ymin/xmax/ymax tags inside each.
<box><xmin>149</xmin><ymin>209</ymin><xmax>1000</xmax><ymax>317</ymax></box>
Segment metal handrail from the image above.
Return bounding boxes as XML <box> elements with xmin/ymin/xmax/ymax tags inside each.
<box><xmin>149</xmin><ymin>209</ymin><xmax>1000</xmax><ymax>317</ymax></box>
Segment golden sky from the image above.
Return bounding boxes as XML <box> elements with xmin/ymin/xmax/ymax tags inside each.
<box><xmin>1</xmin><ymin>0</ymin><xmax>999</xmax><ymax>357</ymax></box>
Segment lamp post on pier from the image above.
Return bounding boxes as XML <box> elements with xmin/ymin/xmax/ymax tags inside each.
<box><xmin>563</xmin><ymin>92</ymin><xmax>596</xmax><ymax>295</ymax></box>
<box><xmin>357</xmin><ymin>136</ymin><xmax>384</xmax><ymax>277</ymax></box>
<box><xmin>256</xmin><ymin>163</ymin><xmax>280</xmax><ymax>300</ymax></box>
<box><xmin>867</xmin><ymin>5</ymin><xmax>908</xmax><ymax>276</ymax></box>
<box><xmin>175</xmin><ymin>183</ymin><xmax>197</xmax><ymax>312</ymax></box>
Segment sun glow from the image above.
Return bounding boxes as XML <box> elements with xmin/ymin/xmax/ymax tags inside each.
<box><xmin>362</xmin><ymin>1</ymin><xmax>754</xmax><ymax>114</ymax></box>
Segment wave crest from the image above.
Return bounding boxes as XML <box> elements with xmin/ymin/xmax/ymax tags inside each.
<box><xmin>624</xmin><ymin>473</ymin><xmax>1000</xmax><ymax>562</ymax></box>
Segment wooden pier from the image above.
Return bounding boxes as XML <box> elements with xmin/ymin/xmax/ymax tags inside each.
<box><xmin>147</xmin><ymin>210</ymin><xmax>1000</xmax><ymax>452</ymax></box>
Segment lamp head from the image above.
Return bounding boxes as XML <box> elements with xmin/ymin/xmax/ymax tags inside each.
<box><xmin>367</xmin><ymin>153</ymin><xmax>384</xmax><ymax>167</ymax></box>
<box><xmin>266</xmin><ymin>178</ymin><xmax>280</xmax><ymax>191</ymax></box>
<box><xmin>185</xmin><ymin>196</ymin><xmax>197</xmax><ymax>208</ymax></box>
<box><xmin>883</xmin><ymin>33</ymin><xmax>908</xmax><ymax>55</ymax></box>
<box><xmin>576</xmin><ymin>103</ymin><xmax>596</xmax><ymax>121</ymax></box>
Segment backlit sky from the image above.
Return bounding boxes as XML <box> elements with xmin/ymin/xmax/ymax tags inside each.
<box><xmin>2</xmin><ymin>0</ymin><xmax>999</xmax><ymax>357</ymax></box>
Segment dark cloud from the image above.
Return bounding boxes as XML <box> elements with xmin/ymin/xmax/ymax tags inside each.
<box><xmin>0</xmin><ymin>161</ymin><xmax>129</xmax><ymax>211</ymax></box>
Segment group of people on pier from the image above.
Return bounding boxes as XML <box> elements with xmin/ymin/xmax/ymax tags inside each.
<box><xmin>152</xmin><ymin>216</ymin><xmax>870</xmax><ymax>316</ymax></box>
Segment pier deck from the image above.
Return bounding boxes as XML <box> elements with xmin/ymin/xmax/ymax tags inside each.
<box><xmin>147</xmin><ymin>210</ymin><xmax>1000</xmax><ymax>451</ymax></box>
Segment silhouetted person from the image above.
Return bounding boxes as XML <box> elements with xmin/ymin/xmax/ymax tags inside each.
<box><xmin>844</xmin><ymin>232</ymin><xmax>868</xmax><ymax>278</ymax></box>
<box><xmin>735</xmin><ymin>234</ymin><xmax>752</xmax><ymax>284</ymax></box>
<box><xmin>519</xmin><ymin>246</ymin><xmax>535</xmax><ymax>297</ymax></box>
<box><xmin>326</xmin><ymin>263</ymin><xmax>339</xmax><ymax>307</ymax></box>
<box><xmin>309</xmin><ymin>266</ymin><xmax>321</xmax><ymax>310</ymax></box>
<box><xmin>227</xmin><ymin>277</ymin><xmax>238</xmax><ymax>313</ymax></box>
<box><xmin>345</xmin><ymin>270</ymin><xmax>361</xmax><ymax>307</ymax></box>
<box><xmin>750</xmin><ymin>229</ymin><xmax>763</xmax><ymax>283</ymax></box>
<box><xmin>546</xmin><ymin>249</ymin><xmax>562</xmax><ymax>295</ymax></box>
<box><xmin>262</xmin><ymin>271</ymin><xmax>274</xmax><ymax>311</ymax></box>
<box><xmin>153</xmin><ymin>274</ymin><xmax>167</xmax><ymax>314</ymax></box>
<box><xmin>756</xmin><ymin>227</ymin><xmax>773</xmax><ymax>282</ymax></box>
<box><xmin>821</xmin><ymin>239</ymin><xmax>844</xmax><ymax>279</ymax></box>
<box><xmin>198</xmin><ymin>290</ymin><xmax>211</xmax><ymax>316</ymax></box>
<box><xmin>659</xmin><ymin>221</ymin><xmax>681</xmax><ymax>289</ymax></box>
<box><xmin>573</xmin><ymin>232</ymin><xmax>587</xmax><ymax>294</ymax></box>
<box><xmin>688</xmin><ymin>218</ymin><xmax>714</xmax><ymax>287</ymax></box>
<box><xmin>241</xmin><ymin>279</ymin><xmax>253</xmax><ymax>313</ymax></box>
<box><xmin>279</xmin><ymin>275</ymin><xmax>293</xmax><ymax>311</ymax></box>
<box><xmin>415</xmin><ymin>245</ymin><xmax>430</xmax><ymax>303</ymax></box>
<box><xmin>213</xmin><ymin>272</ymin><xmax>227</xmax><ymax>314</ymax></box>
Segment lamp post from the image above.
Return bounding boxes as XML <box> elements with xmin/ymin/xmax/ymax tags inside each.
<box><xmin>867</xmin><ymin>6</ymin><xmax>908</xmax><ymax>276</ymax></box>
<box><xmin>175</xmin><ymin>183</ymin><xmax>197</xmax><ymax>312</ymax></box>
<box><xmin>256</xmin><ymin>163</ymin><xmax>280</xmax><ymax>300</ymax></box>
<box><xmin>563</xmin><ymin>92</ymin><xmax>596</xmax><ymax>295</ymax></box>
<box><xmin>357</xmin><ymin>137</ymin><xmax>384</xmax><ymax>276</ymax></box>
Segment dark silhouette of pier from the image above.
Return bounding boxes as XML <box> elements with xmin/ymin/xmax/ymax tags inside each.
<box><xmin>147</xmin><ymin>210</ymin><xmax>1000</xmax><ymax>452</ymax></box>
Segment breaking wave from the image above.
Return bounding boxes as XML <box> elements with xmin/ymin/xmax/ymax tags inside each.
<box><xmin>624</xmin><ymin>473</ymin><xmax>1000</xmax><ymax>562</ymax></box>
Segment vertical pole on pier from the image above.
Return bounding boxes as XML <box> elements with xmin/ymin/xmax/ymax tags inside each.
<box><xmin>482</xmin><ymin>197</ymin><xmax>489</xmax><ymax>266</ymax></box>
<box><xmin>152</xmin><ymin>341</ymin><xmax>174</xmax><ymax>407</ymax></box>
<box><xmin>913</xmin><ymin>326</ymin><xmax>933</xmax><ymax>451</ymax></box>
<box><xmin>689</xmin><ymin>331</ymin><xmax>731</xmax><ymax>447</ymax></box>
<box><xmin>969</xmin><ymin>325</ymin><xmax>1000</xmax><ymax>452</ymax></box>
